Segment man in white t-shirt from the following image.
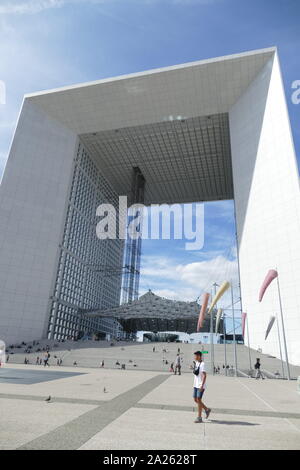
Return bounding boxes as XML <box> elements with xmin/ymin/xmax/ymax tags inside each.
<box><xmin>192</xmin><ymin>351</ymin><xmax>211</xmax><ymax>423</ymax></box>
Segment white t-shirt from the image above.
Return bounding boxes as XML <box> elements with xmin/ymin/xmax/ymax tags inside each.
<box><xmin>193</xmin><ymin>360</ymin><xmax>206</xmax><ymax>389</ymax></box>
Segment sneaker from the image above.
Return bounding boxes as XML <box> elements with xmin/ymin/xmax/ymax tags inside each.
<box><xmin>205</xmin><ymin>408</ymin><xmax>212</xmax><ymax>419</ymax></box>
<box><xmin>194</xmin><ymin>417</ymin><xmax>203</xmax><ymax>423</ymax></box>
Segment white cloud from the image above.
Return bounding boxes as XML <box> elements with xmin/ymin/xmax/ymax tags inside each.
<box><xmin>140</xmin><ymin>252</ymin><xmax>239</xmax><ymax>305</ymax></box>
<box><xmin>0</xmin><ymin>0</ymin><xmax>65</xmax><ymax>15</ymax></box>
<box><xmin>0</xmin><ymin>6</ymin><xmax>90</xmax><ymax>180</ymax></box>
<box><xmin>0</xmin><ymin>121</ymin><xmax>16</xmax><ymax>130</ymax></box>
<box><xmin>176</xmin><ymin>255</ymin><xmax>238</xmax><ymax>288</ymax></box>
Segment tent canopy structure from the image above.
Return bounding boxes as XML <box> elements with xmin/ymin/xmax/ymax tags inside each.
<box><xmin>81</xmin><ymin>290</ymin><xmax>219</xmax><ymax>333</ymax></box>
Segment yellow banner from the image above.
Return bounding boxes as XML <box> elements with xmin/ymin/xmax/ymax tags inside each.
<box><xmin>208</xmin><ymin>281</ymin><xmax>230</xmax><ymax>315</ymax></box>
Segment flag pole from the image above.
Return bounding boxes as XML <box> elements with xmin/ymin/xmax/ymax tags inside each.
<box><xmin>211</xmin><ymin>282</ymin><xmax>219</xmax><ymax>375</ymax></box>
<box><xmin>246</xmin><ymin>314</ymin><xmax>252</xmax><ymax>373</ymax></box>
<box><xmin>210</xmin><ymin>286</ymin><xmax>214</xmax><ymax>375</ymax></box>
<box><xmin>223</xmin><ymin>311</ymin><xmax>227</xmax><ymax>375</ymax></box>
<box><xmin>275</xmin><ymin>312</ymin><xmax>285</xmax><ymax>379</ymax></box>
<box><xmin>231</xmin><ymin>281</ymin><xmax>238</xmax><ymax>376</ymax></box>
<box><xmin>276</xmin><ymin>273</ymin><xmax>291</xmax><ymax>380</ymax></box>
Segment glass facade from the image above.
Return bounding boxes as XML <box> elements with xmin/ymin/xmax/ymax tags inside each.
<box><xmin>47</xmin><ymin>141</ymin><xmax>124</xmax><ymax>340</ymax></box>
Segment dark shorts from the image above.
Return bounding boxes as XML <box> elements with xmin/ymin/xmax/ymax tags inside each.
<box><xmin>193</xmin><ymin>387</ymin><xmax>205</xmax><ymax>399</ymax></box>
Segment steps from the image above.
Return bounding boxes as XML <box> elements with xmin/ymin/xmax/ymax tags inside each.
<box><xmin>6</xmin><ymin>341</ymin><xmax>300</xmax><ymax>378</ymax></box>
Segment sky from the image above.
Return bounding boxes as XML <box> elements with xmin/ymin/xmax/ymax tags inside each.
<box><xmin>0</xmin><ymin>0</ymin><xmax>299</xmax><ymax>323</ymax></box>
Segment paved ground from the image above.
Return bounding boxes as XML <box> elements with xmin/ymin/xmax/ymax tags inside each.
<box><xmin>0</xmin><ymin>363</ymin><xmax>299</xmax><ymax>450</ymax></box>
<box><xmin>0</xmin><ymin>367</ymin><xmax>84</xmax><ymax>384</ymax></box>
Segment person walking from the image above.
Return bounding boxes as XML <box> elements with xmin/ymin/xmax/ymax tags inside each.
<box><xmin>192</xmin><ymin>351</ymin><xmax>211</xmax><ymax>423</ymax></box>
<box><xmin>254</xmin><ymin>358</ymin><xmax>265</xmax><ymax>379</ymax></box>
<box><xmin>44</xmin><ymin>352</ymin><xmax>50</xmax><ymax>367</ymax></box>
<box><xmin>174</xmin><ymin>354</ymin><xmax>182</xmax><ymax>375</ymax></box>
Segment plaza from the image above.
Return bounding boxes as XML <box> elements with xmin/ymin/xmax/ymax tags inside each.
<box><xmin>0</xmin><ymin>360</ymin><xmax>299</xmax><ymax>450</ymax></box>
<box><xmin>0</xmin><ymin>340</ymin><xmax>299</xmax><ymax>450</ymax></box>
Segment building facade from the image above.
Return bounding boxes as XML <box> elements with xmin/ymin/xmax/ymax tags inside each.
<box><xmin>47</xmin><ymin>141</ymin><xmax>124</xmax><ymax>340</ymax></box>
<box><xmin>0</xmin><ymin>47</ymin><xmax>299</xmax><ymax>364</ymax></box>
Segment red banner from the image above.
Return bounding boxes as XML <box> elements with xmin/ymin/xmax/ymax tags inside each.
<box><xmin>241</xmin><ymin>312</ymin><xmax>247</xmax><ymax>337</ymax></box>
<box><xmin>259</xmin><ymin>269</ymin><xmax>278</xmax><ymax>302</ymax></box>
<box><xmin>197</xmin><ymin>292</ymin><xmax>210</xmax><ymax>332</ymax></box>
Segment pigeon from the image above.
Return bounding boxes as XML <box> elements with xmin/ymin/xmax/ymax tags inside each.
<box><xmin>45</xmin><ymin>395</ymin><xmax>51</xmax><ymax>402</ymax></box>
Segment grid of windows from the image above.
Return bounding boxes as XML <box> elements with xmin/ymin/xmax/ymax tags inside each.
<box><xmin>47</xmin><ymin>142</ymin><xmax>124</xmax><ymax>340</ymax></box>
<box><xmin>80</xmin><ymin>113</ymin><xmax>233</xmax><ymax>205</ymax></box>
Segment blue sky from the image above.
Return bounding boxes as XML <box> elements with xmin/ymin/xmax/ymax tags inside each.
<box><xmin>0</xmin><ymin>0</ymin><xmax>299</xmax><ymax>317</ymax></box>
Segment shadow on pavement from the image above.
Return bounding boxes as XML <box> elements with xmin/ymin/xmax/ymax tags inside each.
<box><xmin>208</xmin><ymin>419</ymin><xmax>259</xmax><ymax>426</ymax></box>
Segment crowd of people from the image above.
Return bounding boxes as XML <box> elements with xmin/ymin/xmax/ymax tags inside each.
<box><xmin>7</xmin><ymin>340</ymin><xmax>61</xmax><ymax>365</ymax></box>
<box><xmin>4</xmin><ymin>339</ymin><xmax>269</xmax><ymax>381</ymax></box>
<box><xmin>23</xmin><ymin>351</ymin><xmax>63</xmax><ymax>367</ymax></box>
